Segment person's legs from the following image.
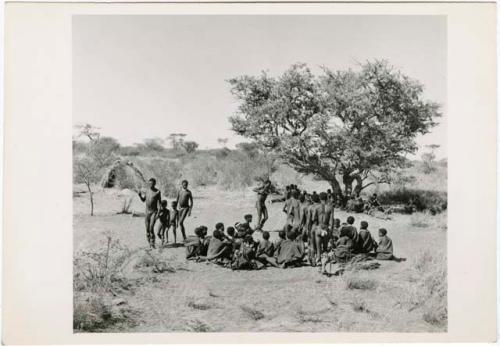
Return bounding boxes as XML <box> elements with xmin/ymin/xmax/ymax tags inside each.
<box><xmin>256</xmin><ymin>201</ymin><xmax>263</xmax><ymax>230</ymax></box>
<box><xmin>314</xmin><ymin>227</ymin><xmax>323</xmax><ymax>264</ymax></box>
<box><xmin>178</xmin><ymin>208</ymin><xmax>189</xmax><ymax>241</ymax></box>
<box><xmin>259</xmin><ymin>204</ymin><xmax>268</xmax><ymax>230</ymax></box>
<box><xmin>172</xmin><ymin>225</ymin><xmax>177</xmax><ymax>244</ymax></box>
<box><xmin>145</xmin><ymin>213</ymin><xmax>152</xmax><ymax>245</ymax></box>
<box><xmin>148</xmin><ymin>213</ymin><xmax>157</xmax><ymax>248</ymax></box>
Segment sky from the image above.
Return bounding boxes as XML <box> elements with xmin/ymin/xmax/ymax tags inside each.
<box><xmin>73</xmin><ymin>15</ymin><xmax>447</xmax><ymax>159</ymax></box>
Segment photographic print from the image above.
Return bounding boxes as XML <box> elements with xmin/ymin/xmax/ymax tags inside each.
<box><xmin>72</xmin><ymin>15</ymin><xmax>447</xmax><ymax>333</ymax></box>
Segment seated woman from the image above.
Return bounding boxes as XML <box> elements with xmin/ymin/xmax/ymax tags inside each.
<box><xmin>255</xmin><ymin>231</ymin><xmax>275</xmax><ymax>266</ymax></box>
<box><xmin>185</xmin><ymin>226</ymin><xmax>209</xmax><ymax>260</ymax></box>
<box><xmin>356</xmin><ymin>221</ymin><xmax>377</xmax><ymax>254</ymax></box>
<box><xmin>231</xmin><ymin>235</ymin><xmax>262</xmax><ymax>270</ymax></box>
<box><xmin>268</xmin><ymin>231</ymin><xmax>305</xmax><ymax>268</ymax></box>
<box><xmin>320</xmin><ymin>227</ymin><xmax>354</xmax><ymax>275</ymax></box>
<box><xmin>206</xmin><ymin>229</ymin><xmax>232</xmax><ymax>263</ymax></box>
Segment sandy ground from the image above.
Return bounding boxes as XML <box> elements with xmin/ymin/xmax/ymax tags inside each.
<box><xmin>74</xmin><ymin>184</ymin><xmax>446</xmax><ymax>332</ymax></box>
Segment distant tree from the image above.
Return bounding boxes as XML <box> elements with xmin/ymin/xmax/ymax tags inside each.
<box><xmin>229</xmin><ymin>61</ymin><xmax>440</xmax><ymax>197</ymax></box>
<box><xmin>421</xmin><ymin>144</ymin><xmax>440</xmax><ymax>174</ymax></box>
<box><xmin>142</xmin><ymin>137</ymin><xmax>166</xmax><ymax>154</ymax></box>
<box><xmin>167</xmin><ymin>133</ymin><xmax>187</xmax><ymax>151</ymax></box>
<box><xmin>73</xmin><ymin>126</ymin><xmax>119</xmax><ymax>215</ymax></box>
<box><xmin>73</xmin><ymin>156</ymin><xmax>101</xmax><ymax>216</ymax></box>
<box><xmin>235</xmin><ymin>142</ymin><xmax>261</xmax><ymax>159</ymax></box>
<box><xmin>182</xmin><ymin>140</ymin><xmax>199</xmax><ymax>154</ymax></box>
<box><xmin>217</xmin><ymin>138</ymin><xmax>229</xmax><ymax>148</ymax></box>
<box><xmin>75</xmin><ymin>123</ymin><xmax>101</xmax><ymax>141</ymax></box>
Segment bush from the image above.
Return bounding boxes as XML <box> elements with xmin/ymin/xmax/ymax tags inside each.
<box><xmin>139</xmin><ymin>158</ymin><xmax>183</xmax><ymax>197</ymax></box>
<box><xmin>216</xmin><ymin>152</ymin><xmax>275</xmax><ymax>189</ymax></box>
<box><xmin>73</xmin><ymin>237</ymin><xmax>131</xmax><ymax>293</ymax></box>
<box><xmin>184</xmin><ymin>155</ymin><xmax>218</xmax><ymax>186</ymax></box>
<box><xmin>74</xmin><ymin>294</ymin><xmax>133</xmax><ymax>332</ymax></box>
<box><xmin>377</xmin><ymin>188</ymin><xmax>447</xmax><ymax>213</ymax></box>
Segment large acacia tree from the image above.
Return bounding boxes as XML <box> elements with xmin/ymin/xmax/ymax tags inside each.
<box><xmin>229</xmin><ymin>61</ymin><xmax>440</xmax><ymax>196</ymax></box>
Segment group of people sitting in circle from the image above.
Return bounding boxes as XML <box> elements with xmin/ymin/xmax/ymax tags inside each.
<box><xmin>185</xmin><ymin>208</ymin><xmax>397</xmax><ymax>273</ymax></box>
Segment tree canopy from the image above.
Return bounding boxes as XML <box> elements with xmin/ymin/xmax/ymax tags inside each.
<box><xmin>228</xmin><ymin>60</ymin><xmax>441</xmax><ymax>196</ymax></box>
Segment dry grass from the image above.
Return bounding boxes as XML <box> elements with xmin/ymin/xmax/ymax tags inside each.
<box><xmin>74</xmin><ymin>293</ymin><xmax>139</xmax><ymax>332</ymax></box>
<box><xmin>351</xmin><ymin>298</ymin><xmax>369</xmax><ymax>313</ymax></box>
<box><xmin>344</xmin><ymin>276</ymin><xmax>378</xmax><ymax>290</ymax></box>
<box><xmin>240</xmin><ymin>306</ymin><xmax>265</xmax><ymax>320</ymax></box>
<box><xmin>185</xmin><ymin>319</ymin><xmax>213</xmax><ymax>332</ymax></box>
<box><xmin>74</xmin><ymin>181</ymin><xmax>447</xmax><ymax>333</ymax></box>
<box><xmin>187</xmin><ymin>299</ymin><xmax>212</xmax><ymax>311</ymax></box>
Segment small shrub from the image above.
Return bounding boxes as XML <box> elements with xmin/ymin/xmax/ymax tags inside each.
<box><xmin>344</xmin><ymin>277</ymin><xmax>378</xmax><ymax>290</ymax></box>
<box><xmin>73</xmin><ymin>294</ymin><xmax>137</xmax><ymax>332</ymax></box>
<box><xmin>351</xmin><ymin>298</ymin><xmax>369</xmax><ymax>312</ymax></box>
<box><xmin>73</xmin><ymin>237</ymin><xmax>131</xmax><ymax>293</ymax></box>
<box><xmin>410</xmin><ymin>213</ymin><xmax>430</xmax><ymax>228</ymax></box>
<box><xmin>377</xmin><ymin>188</ymin><xmax>447</xmax><ymax>213</ymax></box>
<box><xmin>186</xmin><ymin>319</ymin><xmax>213</xmax><ymax>332</ymax></box>
<box><xmin>187</xmin><ymin>299</ymin><xmax>212</xmax><ymax>311</ymax></box>
<box><xmin>184</xmin><ymin>155</ymin><xmax>218</xmax><ymax>186</ymax></box>
<box><xmin>240</xmin><ymin>305</ymin><xmax>265</xmax><ymax>320</ymax></box>
<box><xmin>297</xmin><ymin>309</ymin><xmax>323</xmax><ymax>323</ymax></box>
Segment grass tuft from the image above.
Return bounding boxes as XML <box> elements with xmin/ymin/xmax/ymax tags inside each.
<box><xmin>187</xmin><ymin>299</ymin><xmax>212</xmax><ymax>311</ymax></box>
<box><xmin>351</xmin><ymin>298</ymin><xmax>369</xmax><ymax>313</ymax></box>
<box><xmin>186</xmin><ymin>319</ymin><xmax>213</xmax><ymax>332</ymax></box>
<box><xmin>240</xmin><ymin>305</ymin><xmax>265</xmax><ymax>320</ymax></box>
<box><xmin>344</xmin><ymin>276</ymin><xmax>378</xmax><ymax>290</ymax></box>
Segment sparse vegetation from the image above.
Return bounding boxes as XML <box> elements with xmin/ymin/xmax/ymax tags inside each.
<box><xmin>240</xmin><ymin>306</ymin><xmax>265</xmax><ymax>320</ymax></box>
<box><xmin>344</xmin><ymin>276</ymin><xmax>378</xmax><ymax>290</ymax></box>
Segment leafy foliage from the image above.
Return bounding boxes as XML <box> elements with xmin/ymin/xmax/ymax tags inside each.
<box><xmin>229</xmin><ymin>61</ymin><xmax>441</xmax><ymax>196</ymax></box>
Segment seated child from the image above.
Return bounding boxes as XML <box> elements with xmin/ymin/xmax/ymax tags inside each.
<box><xmin>375</xmin><ymin>228</ymin><xmax>394</xmax><ymax>260</ymax></box>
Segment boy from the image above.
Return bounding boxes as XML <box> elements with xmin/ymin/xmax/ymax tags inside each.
<box><xmin>138</xmin><ymin>178</ymin><xmax>162</xmax><ymax>249</ymax></box>
<box><xmin>156</xmin><ymin>200</ymin><xmax>171</xmax><ymax>246</ymax></box>
<box><xmin>176</xmin><ymin>180</ymin><xmax>193</xmax><ymax>242</ymax></box>
<box><xmin>168</xmin><ymin>200</ymin><xmax>179</xmax><ymax>244</ymax></box>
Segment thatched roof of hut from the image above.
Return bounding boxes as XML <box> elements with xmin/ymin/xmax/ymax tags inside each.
<box><xmin>101</xmin><ymin>159</ymin><xmax>147</xmax><ymax>190</ymax></box>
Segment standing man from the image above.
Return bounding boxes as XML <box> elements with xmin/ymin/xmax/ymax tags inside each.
<box><xmin>253</xmin><ymin>179</ymin><xmax>272</xmax><ymax>231</ymax></box>
<box><xmin>176</xmin><ymin>180</ymin><xmax>193</xmax><ymax>242</ymax></box>
<box><xmin>138</xmin><ymin>178</ymin><xmax>162</xmax><ymax>249</ymax></box>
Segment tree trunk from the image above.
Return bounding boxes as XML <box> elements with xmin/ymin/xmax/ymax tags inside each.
<box><xmin>353</xmin><ymin>174</ymin><xmax>363</xmax><ymax>197</ymax></box>
<box><xmin>329</xmin><ymin>177</ymin><xmax>343</xmax><ymax>196</ymax></box>
<box><xmin>86</xmin><ymin>182</ymin><xmax>94</xmax><ymax>216</ymax></box>
<box><xmin>342</xmin><ymin>173</ymin><xmax>354</xmax><ymax>197</ymax></box>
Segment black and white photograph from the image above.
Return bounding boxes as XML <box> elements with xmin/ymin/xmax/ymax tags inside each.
<box><xmin>71</xmin><ymin>15</ymin><xmax>448</xmax><ymax>333</ymax></box>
